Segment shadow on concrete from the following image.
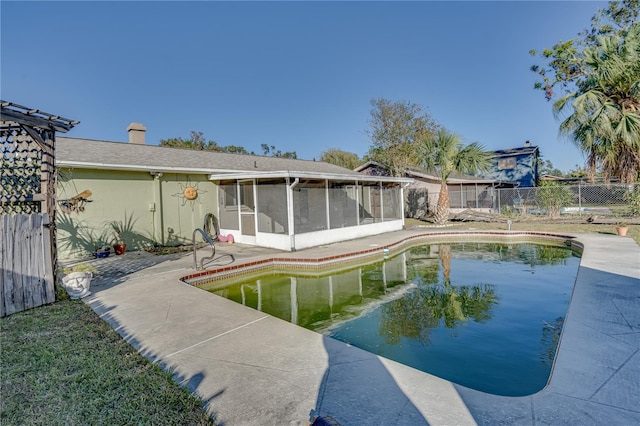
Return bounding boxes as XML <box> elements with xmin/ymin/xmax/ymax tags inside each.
<box><xmin>86</xmin><ymin>296</ymin><xmax>221</xmax><ymax>423</ymax></box>
<box><xmin>201</xmin><ymin>253</ymin><xmax>236</xmax><ymax>270</ymax></box>
<box><xmin>60</xmin><ymin>251</ymin><xmax>190</xmax><ymax>289</ymax></box>
<box><xmin>311</xmin><ymin>335</ymin><xmax>429</xmax><ymax>425</ymax></box>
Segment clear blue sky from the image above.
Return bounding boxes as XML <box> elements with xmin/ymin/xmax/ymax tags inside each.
<box><xmin>2</xmin><ymin>1</ymin><xmax>608</xmax><ymax>173</ymax></box>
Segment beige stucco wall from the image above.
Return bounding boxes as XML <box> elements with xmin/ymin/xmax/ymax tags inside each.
<box><xmin>57</xmin><ymin>168</ymin><xmax>217</xmax><ymax>258</ymax></box>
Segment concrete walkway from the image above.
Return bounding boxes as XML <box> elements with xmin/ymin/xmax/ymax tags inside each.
<box><xmin>77</xmin><ymin>229</ymin><xmax>640</xmax><ymax>425</ymax></box>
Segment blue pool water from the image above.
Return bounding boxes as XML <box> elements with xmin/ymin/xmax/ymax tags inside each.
<box><xmin>203</xmin><ymin>242</ymin><xmax>581</xmax><ymax>396</ymax></box>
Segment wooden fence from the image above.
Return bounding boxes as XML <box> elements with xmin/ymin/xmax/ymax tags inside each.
<box><xmin>0</xmin><ymin>214</ymin><xmax>55</xmax><ymax>317</ymax></box>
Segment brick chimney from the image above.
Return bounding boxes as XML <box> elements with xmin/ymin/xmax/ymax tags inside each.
<box><xmin>127</xmin><ymin>122</ymin><xmax>147</xmax><ymax>144</ymax></box>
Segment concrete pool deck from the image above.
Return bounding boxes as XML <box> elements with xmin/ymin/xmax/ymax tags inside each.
<box><xmin>79</xmin><ymin>229</ymin><xmax>640</xmax><ymax>425</ymax></box>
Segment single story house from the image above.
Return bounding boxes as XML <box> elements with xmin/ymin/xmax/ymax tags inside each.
<box><xmin>55</xmin><ymin>124</ymin><xmax>411</xmax><ymax>258</ymax></box>
<box><xmin>355</xmin><ymin>161</ymin><xmax>507</xmax><ymax>218</ymax></box>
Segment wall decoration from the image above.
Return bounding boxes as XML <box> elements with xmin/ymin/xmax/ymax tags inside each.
<box><xmin>183</xmin><ymin>186</ymin><xmax>198</xmax><ymax>200</ymax></box>
<box><xmin>58</xmin><ymin>189</ymin><xmax>93</xmax><ymax>214</ymax></box>
<box><xmin>172</xmin><ymin>177</ymin><xmax>207</xmax><ymax>209</ymax></box>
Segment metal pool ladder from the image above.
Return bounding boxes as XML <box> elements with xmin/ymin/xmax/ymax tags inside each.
<box><xmin>192</xmin><ymin>227</ymin><xmax>216</xmax><ymax>270</ymax></box>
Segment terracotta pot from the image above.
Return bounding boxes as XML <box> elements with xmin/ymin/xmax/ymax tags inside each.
<box><xmin>616</xmin><ymin>226</ymin><xmax>629</xmax><ymax>237</ymax></box>
<box><xmin>113</xmin><ymin>243</ymin><xmax>127</xmax><ymax>255</ymax></box>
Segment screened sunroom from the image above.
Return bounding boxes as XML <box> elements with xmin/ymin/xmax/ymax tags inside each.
<box><xmin>210</xmin><ymin>171</ymin><xmax>412</xmax><ymax>251</ymax></box>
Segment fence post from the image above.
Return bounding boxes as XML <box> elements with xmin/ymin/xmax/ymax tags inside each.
<box><xmin>497</xmin><ymin>188</ymin><xmax>501</xmax><ymax>213</ymax></box>
<box><xmin>578</xmin><ymin>182</ymin><xmax>582</xmax><ymax>216</ymax></box>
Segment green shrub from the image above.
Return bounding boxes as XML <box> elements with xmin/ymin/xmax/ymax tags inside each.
<box><xmin>623</xmin><ymin>186</ymin><xmax>640</xmax><ymax>216</ymax></box>
<box><xmin>536</xmin><ymin>182</ymin><xmax>574</xmax><ymax>218</ymax></box>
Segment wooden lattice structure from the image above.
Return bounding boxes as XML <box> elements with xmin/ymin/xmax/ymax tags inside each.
<box><xmin>1</xmin><ymin>101</ymin><xmax>78</xmax><ymax>315</ymax></box>
<box><xmin>1</xmin><ymin>101</ymin><xmax>78</xmax><ymax>215</ymax></box>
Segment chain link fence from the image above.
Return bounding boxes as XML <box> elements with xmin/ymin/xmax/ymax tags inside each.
<box><xmin>409</xmin><ymin>183</ymin><xmax>640</xmax><ymax>219</ymax></box>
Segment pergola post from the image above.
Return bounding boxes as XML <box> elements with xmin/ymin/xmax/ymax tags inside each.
<box><xmin>1</xmin><ymin>101</ymin><xmax>78</xmax><ymax>294</ymax></box>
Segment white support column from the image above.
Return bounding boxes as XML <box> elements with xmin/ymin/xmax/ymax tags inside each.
<box><xmin>379</xmin><ymin>182</ymin><xmax>384</xmax><ymax>221</ymax></box>
<box><xmin>355</xmin><ymin>180</ymin><xmax>361</xmax><ymax>225</ymax></box>
<box><xmin>288</xmin><ymin>177</ymin><xmax>299</xmax><ymax>251</ymax></box>
<box><xmin>252</xmin><ymin>178</ymin><xmax>258</xmax><ymax>235</ymax></box>
<box><xmin>236</xmin><ymin>181</ymin><xmax>242</xmax><ymax>233</ymax></box>
<box><xmin>325</xmin><ymin>179</ymin><xmax>330</xmax><ymax>230</ymax></box>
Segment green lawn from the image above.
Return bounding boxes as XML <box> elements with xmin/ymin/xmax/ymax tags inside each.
<box><xmin>0</xmin><ymin>300</ymin><xmax>214</xmax><ymax>426</ymax></box>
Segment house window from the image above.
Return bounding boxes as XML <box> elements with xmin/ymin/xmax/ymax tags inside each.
<box><xmin>498</xmin><ymin>157</ymin><xmax>517</xmax><ymax>170</ymax></box>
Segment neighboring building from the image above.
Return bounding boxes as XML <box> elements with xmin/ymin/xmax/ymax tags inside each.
<box><xmin>56</xmin><ymin>124</ymin><xmax>411</xmax><ymax>257</ymax></box>
<box><xmin>355</xmin><ymin>161</ymin><xmax>505</xmax><ymax>218</ymax></box>
<box><xmin>482</xmin><ymin>142</ymin><xmax>540</xmax><ymax>187</ymax></box>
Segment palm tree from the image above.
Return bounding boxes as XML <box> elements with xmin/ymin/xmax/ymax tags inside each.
<box><xmin>419</xmin><ymin>129</ymin><xmax>492</xmax><ymax>224</ymax></box>
<box><xmin>553</xmin><ymin>22</ymin><xmax>640</xmax><ymax>183</ymax></box>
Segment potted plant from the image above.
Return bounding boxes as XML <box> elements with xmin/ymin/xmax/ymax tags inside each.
<box><xmin>93</xmin><ymin>242</ymin><xmax>111</xmax><ymax>258</ymax></box>
<box><xmin>60</xmin><ymin>263</ymin><xmax>98</xmax><ymax>299</ymax></box>
<box><xmin>112</xmin><ymin>229</ymin><xmax>126</xmax><ymax>255</ymax></box>
<box><xmin>615</xmin><ymin>222</ymin><xmax>629</xmax><ymax>236</ymax></box>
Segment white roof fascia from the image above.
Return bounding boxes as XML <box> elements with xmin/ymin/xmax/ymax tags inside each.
<box><xmin>208</xmin><ymin>170</ymin><xmax>413</xmax><ymax>184</ymax></box>
<box><xmin>55</xmin><ymin>161</ymin><xmax>413</xmax><ymax>184</ymax></box>
<box><xmin>56</xmin><ymin>160</ymin><xmax>239</xmax><ymax>175</ymax></box>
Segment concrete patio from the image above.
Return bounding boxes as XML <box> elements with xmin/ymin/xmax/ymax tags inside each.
<box><xmin>76</xmin><ymin>229</ymin><xmax>640</xmax><ymax>425</ymax></box>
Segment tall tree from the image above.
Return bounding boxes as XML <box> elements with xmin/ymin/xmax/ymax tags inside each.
<box><xmin>160</xmin><ymin>131</ymin><xmax>222</xmax><ymax>151</ymax></box>
<box><xmin>531</xmin><ymin>1</ymin><xmax>640</xmax><ymax>183</ymax></box>
<box><xmin>419</xmin><ymin>129</ymin><xmax>492</xmax><ymax>224</ymax></box>
<box><xmin>553</xmin><ymin>23</ymin><xmax>640</xmax><ymax>183</ymax></box>
<box><xmin>538</xmin><ymin>157</ymin><xmax>564</xmax><ymax>177</ymax></box>
<box><xmin>261</xmin><ymin>144</ymin><xmax>297</xmax><ymax>159</ymax></box>
<box><xmin>366</xmin><ymin>98</ymin><xmax>440</xmax><ymax>177</ymax></box>
<box><xmin>160</xmin><ymin>132</ymin><xmax>256</xmax><ymax>154</ymax></box>
<box><xmin>223</xmin><ymin>145</ymin><xmax>252</xmax><ymax>155</ymax></box>
<box><xmin>319</xmin><ymin>148</ymin><xmax>361</xmax><ymax>169</ymax></box>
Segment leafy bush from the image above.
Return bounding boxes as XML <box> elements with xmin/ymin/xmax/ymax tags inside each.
<box><xmin>535</xmin><ymin>182</ymin><xmax>574</xmax><ymax>218</ymax></box>
<box><xmin>501</xmin><ymin>206</ymin><xmax>514</xmax><ymax>218</ymax></box>
<box><xmin>623</xmin><ymin>186</ymin><xmax>640</xmax><ymax>216</ymax></box>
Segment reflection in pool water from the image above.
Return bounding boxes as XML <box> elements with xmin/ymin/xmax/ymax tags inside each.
<box><xmin>200</xmin><ymin>242</ymin><xmax>580</xmax><ymax>396</ymax></box>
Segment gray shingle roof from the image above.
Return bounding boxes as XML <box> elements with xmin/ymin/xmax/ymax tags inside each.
<box><xmin>491</xmin><ymin>146</ymin><xmax>539</xmax><ymax>158</ymax></box>
<box><xmin>56</xmin><ymin>137</ymin><xmax>363</xmax><ymax>176</ymax></box>
<box><xmin>355</xmin><ymin>161</ymin><xmax>497</xmax><ymax>184</ymax></box>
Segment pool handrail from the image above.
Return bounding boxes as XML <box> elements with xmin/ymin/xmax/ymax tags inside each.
<box><xmin>192</xmin><ymin>227</ymin><xmax>216</xmax><ymax>270</ymax></box>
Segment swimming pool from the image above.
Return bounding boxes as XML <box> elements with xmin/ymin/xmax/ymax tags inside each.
<box><xmin>195</xmin><ymin>241</ymin><xmax>581</xmax><ymax>396</ymax></box>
